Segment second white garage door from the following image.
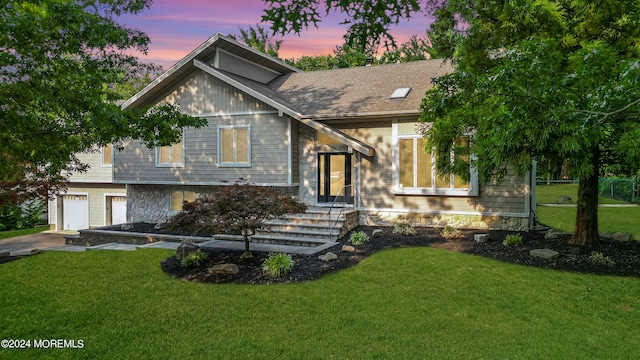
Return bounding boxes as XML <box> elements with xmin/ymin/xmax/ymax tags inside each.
<box><xmin>63</xmin><ymin>195</ymin><xmax>89</xmax><ymax>230</ymax></box>
<box><xmin>110</xmin><ymin>196</ymin><xmax>127</xmax><ymax>225</ymax></box>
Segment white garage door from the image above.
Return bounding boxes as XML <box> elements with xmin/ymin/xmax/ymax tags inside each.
<box><xmin>111</xmin><ymin>196</ymin><xmax>127</xmax><ymax>225</ymax></box>
<box><xmin>63</xmin><ymin>195</ymin><xmax>89</xmax><ymax>230</ymax></box>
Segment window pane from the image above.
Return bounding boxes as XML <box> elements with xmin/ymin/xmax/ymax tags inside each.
<box><xmin>184</xmin><ymin>191</ymin><xmax>196</xmax><ymax>203</ymax></box>
<box><xmin>220</xmin><ymin>129</ymin><xmax>234</xmax><ymax>163</ymax></box>
<box><xmin>435</xmin><ymin>173</ymin><xmax>451</xmax><ymax>188</ymax></box>
<box><xmin>317</xmin><ymin>131</ymin><xmax>342</xmax><ymax>145</ymax></box>
<box><xmin>416</xmin><ymin>139</ymin><xmax>432</xmax><ymax>188</ymax></box>
<box><xmin>159</xmin><ymin>146</ymin><xmax>171</xmax><ymax>164</ymax></box>
<box><xmin>171</xmin><ymin>141</ymin><xmax>183</xmax><ymax>164</ymax></box>
<box><xmin>453</xmin><ymin>137</ymin><xmax>470</xmax><ymax>189</ymax></box>
<box><xmin>399</xmin><ymin>139</ymin><xmax>414</xmax><ymax>188</ymax></box>
<box><xmin>102</xmin><ymin>143</ymin><xmax>112</xmax><ymax>165</ymax></box>
<box><xmin>236</xmin><ymin>128</ymin><xmax>249</xmax><ymax>163</ymax></box>
<box><xmin>319</xmin><ymin>155</ymin><xmax>325</xmax><ymax>196</ymax></box>
<box><xmin>170</xmin><ymin>191</ymin><xmax>183</xmax><ymax>211</ymax></box>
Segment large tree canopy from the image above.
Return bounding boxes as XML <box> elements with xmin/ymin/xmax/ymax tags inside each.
<box><xmin>421</xmin><ymin>0</ymin><xmax>640</xmax><ymax>247</ymax></box>
<box><xmin>0</xmin><ymin>0</ymin><xmax>206</xmax><ymax>205</ymax></box>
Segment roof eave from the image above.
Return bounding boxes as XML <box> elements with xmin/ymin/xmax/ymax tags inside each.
<box><xmin>308</xmin><ymin>110</ymin><xmax>421</xmax><ymax>121</ymax></box>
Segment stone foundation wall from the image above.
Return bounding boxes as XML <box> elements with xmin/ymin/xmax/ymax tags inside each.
<box><xmin>359</xmin><ymin>210</ymin><xmax>530</xmax><ymax>231</ymax></box>
<box><xmin>127</xmin><ymin>185</ymin><xmax>173</xmax><ymax>224</ymax></box>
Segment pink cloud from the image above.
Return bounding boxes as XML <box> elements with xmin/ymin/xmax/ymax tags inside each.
<box><xmin>118</xmin><ymin>0</ymin><xmax>433</xmax><ymax>68</ymax></box>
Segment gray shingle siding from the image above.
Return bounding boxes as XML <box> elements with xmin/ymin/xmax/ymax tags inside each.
<box><xmin>114</xmin><ymin>68</ymin><xmax>294</xmax><ymax>185</ymax></box>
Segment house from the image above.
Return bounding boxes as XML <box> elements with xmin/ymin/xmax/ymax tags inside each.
<box><xmin>111</xmin><ymin>33</ymin><xmax>534</xmax><ymax>231</ymax></box>
<box><xmin>47</xmin><ymin>145</ymin><xmax>127</xmax><ymax>230</ymax></box>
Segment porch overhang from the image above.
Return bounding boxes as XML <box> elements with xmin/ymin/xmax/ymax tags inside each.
<box><xmin>298</xmin><ymin>117</ymin><xmax>375</xmax><ymax>157</ymax></box>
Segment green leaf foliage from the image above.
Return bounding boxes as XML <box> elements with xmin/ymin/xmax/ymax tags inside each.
<box><xmin>0</xmin><ymin>0</ymin><xmax>206</xmax><ymax>205</ymax></box>
<box><xmin>263</xmin><ymin>0</ymin><xmax>423</xmax><ymax>52</ymax></box>
<box><xmin>420</xmin><ymin>0</ymin><xmax>640</xmax><ymax>247</ymax></box>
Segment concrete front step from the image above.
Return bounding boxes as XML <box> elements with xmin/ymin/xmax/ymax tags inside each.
<box><xmin>272</xmin><ymin>216</ymin><xmax>344</xmax><ymax>226</ymax></box>
<box><xmin>199</xmin><ymin>239</ymin><xmax>338</xmax><ymax>255</ymax></box>
<box><xmin>258</xmin><ymin>211</ymin><xmax>350</xmax><ymax>246</ymax></box>
<box><xmin>251</xmin><ymin>234</ymin><xmax>336</xmax><ymax>247</ymax></box>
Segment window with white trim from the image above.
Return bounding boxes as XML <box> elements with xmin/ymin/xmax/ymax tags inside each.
<box><xmin>393</xmin><ymin>122</ymin><xmax>477</xmax><ymax>196</ymax></box>
<box><xmin>157</xmin><ymin>139</ymin><xmax>184</xmax><ymax>167</ymax></box>
<box><xmin>218</xmin><ymin>125</ymin><xmax>250</xmax><ymax>167</ymax></box>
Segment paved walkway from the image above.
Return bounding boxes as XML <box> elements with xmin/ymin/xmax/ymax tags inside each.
<box><xmin>0</xmin><ymin>231</ymin><xmax>335</xmax><ymax>259</ymax></box>
<box><xmin>0</xmin><ymin>231</ymin><xmax>180</xmax><ymax>257</ymax></box>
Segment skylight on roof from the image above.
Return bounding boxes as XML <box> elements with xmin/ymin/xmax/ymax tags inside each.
<box><xmin>389</xmin><ymin>87</ymin><xmax>411</xmax><ymax>99</ymax></box>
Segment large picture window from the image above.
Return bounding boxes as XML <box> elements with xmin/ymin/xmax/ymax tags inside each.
<box><xmin>393</xmin><ymin>122</ymin><xmax>477</xmax><ymax>196</ymax></box>
<box><xmin>218</xmin><ymin>125</ymin><xmax>251</xmax><ymax>167</ymax></box>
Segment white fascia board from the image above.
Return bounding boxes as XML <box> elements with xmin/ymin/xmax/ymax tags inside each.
<box><xmin>298</xmin><ymin>118</ymin><xmax>375</xmax><ymax>157</ymax></box>
<box><xmin>215</xmin><ymin>34</ymin><xmax>301</xmax><ymax>73</ymax></box>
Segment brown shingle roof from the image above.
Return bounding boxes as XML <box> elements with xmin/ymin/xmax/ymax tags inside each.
<box><xmin>267</xmin><ymin>59</ymin><xmax>453</xmax><ymax>119</ymax></box>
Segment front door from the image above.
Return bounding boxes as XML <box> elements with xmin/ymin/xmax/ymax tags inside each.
<box><xmin>318</xmin><ymin>153</ymin><xmax>353</xmax><ymax>204</ymax></box>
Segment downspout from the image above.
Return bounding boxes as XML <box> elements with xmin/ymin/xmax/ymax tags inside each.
<box><xmin>530</xmin><ymin>160</ymin><xmax>538</xmax><ymax>229</ymax></box>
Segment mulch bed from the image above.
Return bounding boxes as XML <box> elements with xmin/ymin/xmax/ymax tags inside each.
<box><xmin>159</xmin><ymin>226</ymin><xmax>640</xmax><ymax>284</ymax></box>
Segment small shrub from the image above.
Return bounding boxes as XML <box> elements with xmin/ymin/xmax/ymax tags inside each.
<box><xmin>262</xmin><ymin>252</ymin><xmax>295</xmax><ymax>277</ymax></box>
<box><xmin>503</xmin><ymin>233</ymin><xmax>523</xmax><ymax>246</ymax></box>
<box><xmin>441</xmin><ymin>225</ymin><xmax>462</xmax><ymax>239</ymax></box>
<box><xmin>589</xmin><ymin>251</ymin><xmax>616</xmax><ymax>267</ymax></box>
<box><xmin>393</xmin><ymin>222</ymin><xmax>417</xmax><ymax>236</ymax></box>
<box><xmin>350</xmin><ymin>231</ymin><xmax>370</xmax><ymax>245</ymax></box>
<box><xmin>181</xmin><ymin>250</ymin><xmax>208</xmax><ymax>268</ymax></box>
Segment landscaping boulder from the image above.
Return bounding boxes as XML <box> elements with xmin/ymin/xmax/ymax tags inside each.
<box><xmin>318</xmin><ymin>252</ymin><xmax>338</xmax><ymax>262</ymax></box>
<box><xmin>474</xmin><ymin>234</ymin><xmax>489</xmax><ymax>244</ymax></box>
<box><xmin>545</xmin><ymin>229</ymin><xmax>560</xmax><ymax>240</ymax></box>
<box><xmin>530</xmin><ymin>248</ymin><xmax>560</xmax><ymax>260</ymax></box>
<box><xmin>341</xmin><ymin>245</ymin><xmax>356</xmax><ymax>252</ymax></box>
<box><xmin>557</xmin><ymin>195</ymin><xmax>572</xmax><ymax>204</ymax></box>
<box><xmin>120</xmin><ymin>223</ymin><xmax>134</xmax><ymax>231</ymax></box>
<box><xmin>209</xmin><ymin>264</ymin><xmax>239</xmax><ymax>275</ymax></box>
<box><xmin>613</xmin><ymin>233</ymin><xmax>631</xmax><ymax>242</ymax></box>
<box><xmin>176</xmin><ymin>241</ymin><xmax>200</xmax><ymax>261</ymax></box>
<box><xmin>372</xmin><ymin>229</ymin><xmax>384</xmax><ymax>238</ymax></box>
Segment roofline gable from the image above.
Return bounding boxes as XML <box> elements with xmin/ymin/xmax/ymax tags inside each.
<box><xmin>121</xmin><ymin>33</ymin><xmax>299</xmax><ymax>110</ymax></box>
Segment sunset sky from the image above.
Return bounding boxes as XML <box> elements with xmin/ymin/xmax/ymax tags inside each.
<box><xmin>117</xmin><ymin>0</ymin><xmax>435</xmax><ymax>68</ymax></box>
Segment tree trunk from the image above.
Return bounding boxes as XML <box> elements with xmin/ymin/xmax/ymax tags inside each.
<box><xmin>569</xmin><ymin>153</ymin><xmax>600</xmax><ymax>248</ymax></box>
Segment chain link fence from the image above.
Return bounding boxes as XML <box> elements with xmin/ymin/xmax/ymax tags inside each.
<box><xmin>598</xmin><ymin>177</ymin><xmax>637</xmax><ymax>204</ymax></box>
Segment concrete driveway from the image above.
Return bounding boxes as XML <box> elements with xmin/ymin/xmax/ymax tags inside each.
<box><xmin>0</xmin><ymin>231</ymin><xmax>73</xmax><ymax>256</ymax></box>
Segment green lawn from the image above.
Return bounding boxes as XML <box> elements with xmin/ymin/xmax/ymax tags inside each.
<box><xmin>1</xmin><ymin>249</ymin><xmax>639</xmax><ymax>359</ymax></box>
<box><xmin>536</xmin><ymin>184</ymin><xmax>640</xmax><ymax>238</ymax></box>
<box><xmin>537</xmin><ymin>206</ymin><xmax>640</xmax><ymax>239</ymax></box>
<box><xmin>0</xmin><ymin>227</ymin><xmax>47</xmax><ymax>240</ymax></box>
<box><xmin>536</xmin><ymin>183</ymin><xmax>627</xmax><ymax>204</ymax></box>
